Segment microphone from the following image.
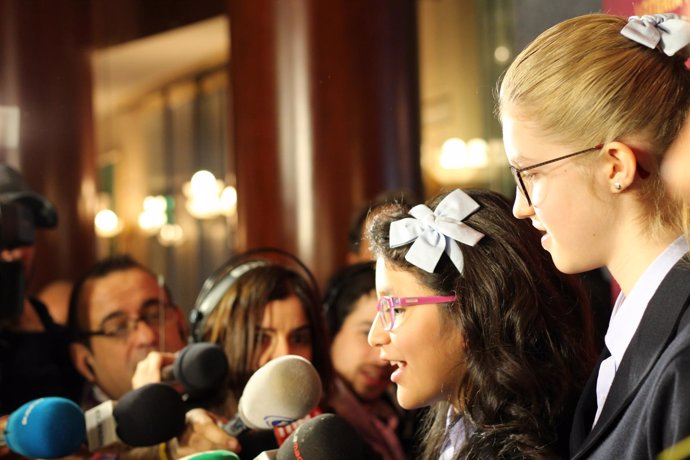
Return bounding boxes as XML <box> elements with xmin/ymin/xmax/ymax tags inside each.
<box><xmin>85</xmin><ymin>383</ymin><xmax>186</xmax><ymax>450</ymax></box>
<box><xmin>179</xmin><ymin>450</ymin><xmax>241</xmax><ymax>460</ymax></box>
<box><xmin>161</xmin><ymin>343</ymin><xmax>230</xmax><ymax>399</ymax></box>
<box><xmin>0</xmin><ymin>397</ymin><xmax>85</xmax><ymax>458</ymax></box>
<box><xmin>223</xmin><ymin>355</ymin><xmax>322</xmax><ymax>436</ymax></box>
<box><xmin>275</xmin><ymin>414</ymin><xmax>371</xmax><ymax>460</ymax></box>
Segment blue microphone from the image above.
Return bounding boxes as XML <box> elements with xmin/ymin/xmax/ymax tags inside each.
<box><xmin>1</xmin><ymin>397</ymin><xmax>85</xmax><ymax>458</ymax></box>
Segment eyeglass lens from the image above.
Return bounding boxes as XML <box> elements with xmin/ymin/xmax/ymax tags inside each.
<box><xmin>100</xmin><ymin>303</ymin><xmax>175</xmax><ymax>338</ymax></box>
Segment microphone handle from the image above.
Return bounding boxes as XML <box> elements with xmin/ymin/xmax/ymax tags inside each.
<box><xmin>222</xmin><ymin>416</ymin><xmax>248</xmax><ymax>437</ymax></box>
<box><xmin>160</xmin><ymin>363</ymin><xmax>175</xmax><ymax>382</ymax></box>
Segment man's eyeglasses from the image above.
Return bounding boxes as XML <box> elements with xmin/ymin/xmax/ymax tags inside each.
<box><xmin>376</xmin><ymin>295</ymin><xmax>457</xmax><ymax>331</ymax></box>
<box><xmin>509</xmin><ymin>144</ymin><xmax>603</xmax><ymax>207</ymax></box>
<box><xmin>81</xmin><ymin>302</ymin><xmax>177</xmax><ymax>340</ymax></box>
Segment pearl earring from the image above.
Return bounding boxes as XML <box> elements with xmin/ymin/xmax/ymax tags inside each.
<box><xmin>614</xmin><ymin>182</ymin><xmax>622</xmax><ymax>191</ymax></box>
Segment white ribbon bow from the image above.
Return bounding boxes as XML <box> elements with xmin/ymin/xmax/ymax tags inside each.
<box><xmin>389</xmin><ymin>189</ymin><xmax>485</xmax><ymax>274</ymax></box>
<box><xmin>620</xmin><ymin>13</ymin><xmax>690</xmax><ymax>56</ymax></box>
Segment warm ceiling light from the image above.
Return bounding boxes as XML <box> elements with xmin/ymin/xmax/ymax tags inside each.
<box><xmin>94</xmin><ymin>209</ymin><xmax>123</xmax><ymax>238</ymax></box>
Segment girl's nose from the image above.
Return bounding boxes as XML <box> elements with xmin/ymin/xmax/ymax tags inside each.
<box><xmin>512</xmin><ymin>189</ymin><xmax>534</xmax><ymax>219</ymax></box>
<box><xmin>368</xmin><ymin>313</ymin><xmax>390</xmax><ymax>347</ymax></box>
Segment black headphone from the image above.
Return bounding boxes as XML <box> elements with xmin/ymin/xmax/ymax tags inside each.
<box><xmin>322</xmin><ymin>261</ymin><xmax>376</xmax><ymax>337</ymax></box>
<box><xmin>189</xmin><ymin>247</ymin><xmax>320</xmax><ymax>343</ymax></box>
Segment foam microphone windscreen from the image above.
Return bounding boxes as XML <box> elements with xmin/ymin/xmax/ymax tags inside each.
<box><xmin>3</xmin><ymin>397</ymin><xmax>85</xmax><ymax>458</ymax></box>
<box><xmin>237</xmin><ymin>355</ymin><xmax>322</xmax><ymax>430</ymax></box>
<box><xmin>114</xmin><ymin>383</ymin><xmax>186</xmax><ymax>446</ymax></box>
<box><xmin>276</xmin><ymin>414</ymin><xmax>371</xmax><ymax>460</ymax></box>
<box><xmin>178</xmin><ymin>449</ymin><xmax>241</xmax><ymax>460</ymax></box>
<box><xmin>173</xmin><ymin>343</ymin><xmax>229</xmax><ymax>398</ymax></box>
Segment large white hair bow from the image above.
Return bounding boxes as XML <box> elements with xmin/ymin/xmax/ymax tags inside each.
<box><xmin>389</xmin><ymin>189</ymin><xmax>484</xmax><ymax>274</ymax></box>
<box><xmin>620</xmin><ymin>13</ymin><xmax>690</xmax><ymax>56</ymax></box>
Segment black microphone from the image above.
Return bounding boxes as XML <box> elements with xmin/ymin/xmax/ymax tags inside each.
<box><xmin>161</xmin><ymin>343</ymin><xmax>229</xmax><ymax>399</ymax></box>
<box><xmin>85</xmin><ymin>383</ymin><xmax>186</xmax><ymax>450</ymax></box>
<box><xmin>275</xmin><ymin>414</ymin><xmax>372</xmax><ymax>460</ymax></box>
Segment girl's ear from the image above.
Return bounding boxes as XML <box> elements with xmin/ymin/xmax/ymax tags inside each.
<box><xmin>70</xmin><ymin>343</ymin><xmax>96</xmax><ymax>382</ymax></box>
<box><xmin>602</xmin><ymin>141</ymin><xmax>638</xmax><ymax>192</ymax></box>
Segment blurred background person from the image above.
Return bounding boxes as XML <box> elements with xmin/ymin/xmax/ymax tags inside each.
<box><xmin>663</xmin><ymin>111</ymin><xmax>690</xmax><ymax>204</ymax></box>
<box><xmin>67</xmin><ymin>255</ymin><xmax>187</xmax><ymax>404</ymax></box>
<box><xmin>193</xmin><ymin>249</ymin><xmax>333</xmax><ymax>416</ymax></box>
<box><xmin>324</xmin><ymin>261</ymin><xmax>415</xmax><ymax>460</ymax></box>
<box><xmin>0</xmin><ymin>164</ymin><xmax>83</xmax><ymax>415</ymax></box>
<box><xmin>67</xmin><ymin>254</ymin><xmax>239</xmax><ymax>458</ymax></box>
<box><xmin>37</xmin><ymin>279</ymin><xmax>74</xmax><ymax>325</ymax></box>
<box><xmin>184</xmin><ymin>248</ymin><xmax>334</xmax><ymax>458</ymax></box>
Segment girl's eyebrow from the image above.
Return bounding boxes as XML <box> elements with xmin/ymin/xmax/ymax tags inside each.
<box><xmin>510</xmin><ymin>154</ymin><xmax>538</xmax><ymax>168</ymax></box>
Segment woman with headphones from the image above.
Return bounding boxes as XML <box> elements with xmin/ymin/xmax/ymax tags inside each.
<box><xmin>131</xmin><ymin>248</ymin><xmax>335</xmax><ymax>459</ymax></box>
<box><xmin>190</xmin><ymin>248</ymin><xmax>333</xmax><ymax>418</ymax></box>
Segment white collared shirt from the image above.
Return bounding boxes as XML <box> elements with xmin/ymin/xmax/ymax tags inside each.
<box><xmin>440</xmin><ymin>408</ymin><xmax>468</xmax><ymax>460</ymax></box>
<box><xmin>593</xmin><ymin>236</ymin><xmax>689</xmax><ymax>426</ymax></box>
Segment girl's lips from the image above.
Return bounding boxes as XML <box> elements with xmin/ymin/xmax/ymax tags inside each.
<box><xmin>390</xmin><ymin>361</ymin><xmax>407</xmax><ymax>383</ymax></box>
<box><xmin>541</xmin><ymin>232</ymin><xmax>551</xmax><ymax>246</ymax></box>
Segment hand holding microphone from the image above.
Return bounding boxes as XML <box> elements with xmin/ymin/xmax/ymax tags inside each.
<box><xmin>223</xmin><ymin>355</ymin><xmax>322</xmax><ymax>436</ymax></box>
<box><xmin>177</xmin><ymin>408</ymin><xmax>241</xmax><ymax>458</ymax></box>
<box><xmin>133</xmin><ymin>343</ymin><xmax>230</xmax><ymax>400</ymax></box>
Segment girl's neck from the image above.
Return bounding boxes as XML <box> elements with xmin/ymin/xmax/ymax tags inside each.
<box><xmin>607</xmin><ymin>229</ymin><xmax>681</xmax><ymax>296</ymax></box>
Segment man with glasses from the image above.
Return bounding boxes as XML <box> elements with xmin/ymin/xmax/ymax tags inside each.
<box><xmin>67</xmin><ymin>255</ymin><xmax>187</xmax><ymax>403</ymax></box>
<box><xmin>68</xmin><ymin>256</ymin><xmax>240</xmax><ymax>457</ymax></box>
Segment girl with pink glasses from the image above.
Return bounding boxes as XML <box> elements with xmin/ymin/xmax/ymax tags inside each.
<box><xmin>367</xmin><ymin>188</ymin><xmax>595</xmax><ymax>459</ymax></box>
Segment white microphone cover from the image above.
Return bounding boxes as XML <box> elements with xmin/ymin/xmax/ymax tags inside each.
<box><xmin>237</xmin><ymin>355</ymin><xmax>322</xmax><ymax>430</ymax></box>
<box><xmin>85</xmin><ymin>400</ymin><xmax>119</xmax><ymax>451</ymax></box>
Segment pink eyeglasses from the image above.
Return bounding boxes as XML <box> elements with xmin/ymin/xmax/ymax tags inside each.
<box><xmin>376</xmin><ymin>295</ymin><xmax>457</xmax><ymax>331</ymax></box>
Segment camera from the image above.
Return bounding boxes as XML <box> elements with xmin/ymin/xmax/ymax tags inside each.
<box><xmin>0</xmin><ymin>202</ymin><xmax>35</xmax><ymax>250</ymax></box>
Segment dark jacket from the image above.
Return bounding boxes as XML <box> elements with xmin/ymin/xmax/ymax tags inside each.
<box><xmin>570</xmin><ymin>256</ymin><xmax>690</xmax><ymax>459</ymax></box>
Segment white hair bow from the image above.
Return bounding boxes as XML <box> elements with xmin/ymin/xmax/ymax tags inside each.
<box><xmin>389</xmin><ymin>189</ymin><xmax>484</xmax><ymax>274</ymax></box>
<box><xmin>620</xmin><ymin>13</ymin><xmax>690</xmax><ymax>56</ymax></box>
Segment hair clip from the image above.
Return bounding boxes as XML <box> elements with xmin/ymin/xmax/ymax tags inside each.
<box><xmin>620</xmin><ymin>13</ymin><xmax>690</xmax><ymax>56</ymax></box>
<box><xmin>389</xmin><ymin>189</ymin><xmax>484</xmax><ymax>274</ymax></box>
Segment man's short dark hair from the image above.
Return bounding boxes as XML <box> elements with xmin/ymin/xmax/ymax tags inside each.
<box><xmin>67</xmin><ymin>255</ymin><xmax>155</xmax><ymax>344</ymax></box>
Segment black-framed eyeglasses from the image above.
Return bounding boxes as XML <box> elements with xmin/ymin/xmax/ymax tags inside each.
<box><xmin>509</xmin><ymin>144</ymin><xmax>603</xmax><ymax>207</ymax></box>
<box><xmin>80</xmin><ymin>301</ymin><xmax>177</xmax><ymax>340</ymax></box>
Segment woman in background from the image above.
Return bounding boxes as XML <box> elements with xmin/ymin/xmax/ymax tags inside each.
<box><xmin>194</xmin><ymin>250</ymin><xmax>334</xmax><ymax>419</ymax></box>
<box><xmin>324</xmin><ymin>262</ymin><xmax>412</xmax><ymax>459</ymax></box>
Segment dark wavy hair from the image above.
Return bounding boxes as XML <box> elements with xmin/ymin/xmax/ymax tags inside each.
<box><xmin>200</xmin><ymin>263</ymin><xmax>334</xmax><ymax>416</ymax></box>
<box><xmin>366</xmin><ymin>188</ymin><xmax>596</xmax><ymax>459</ymax></box>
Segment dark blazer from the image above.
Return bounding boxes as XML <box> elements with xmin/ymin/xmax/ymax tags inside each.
<box><xmin>570</xmin><ymin>256</ymin><xmax>690</xmax><ymax>459</ymax></box>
